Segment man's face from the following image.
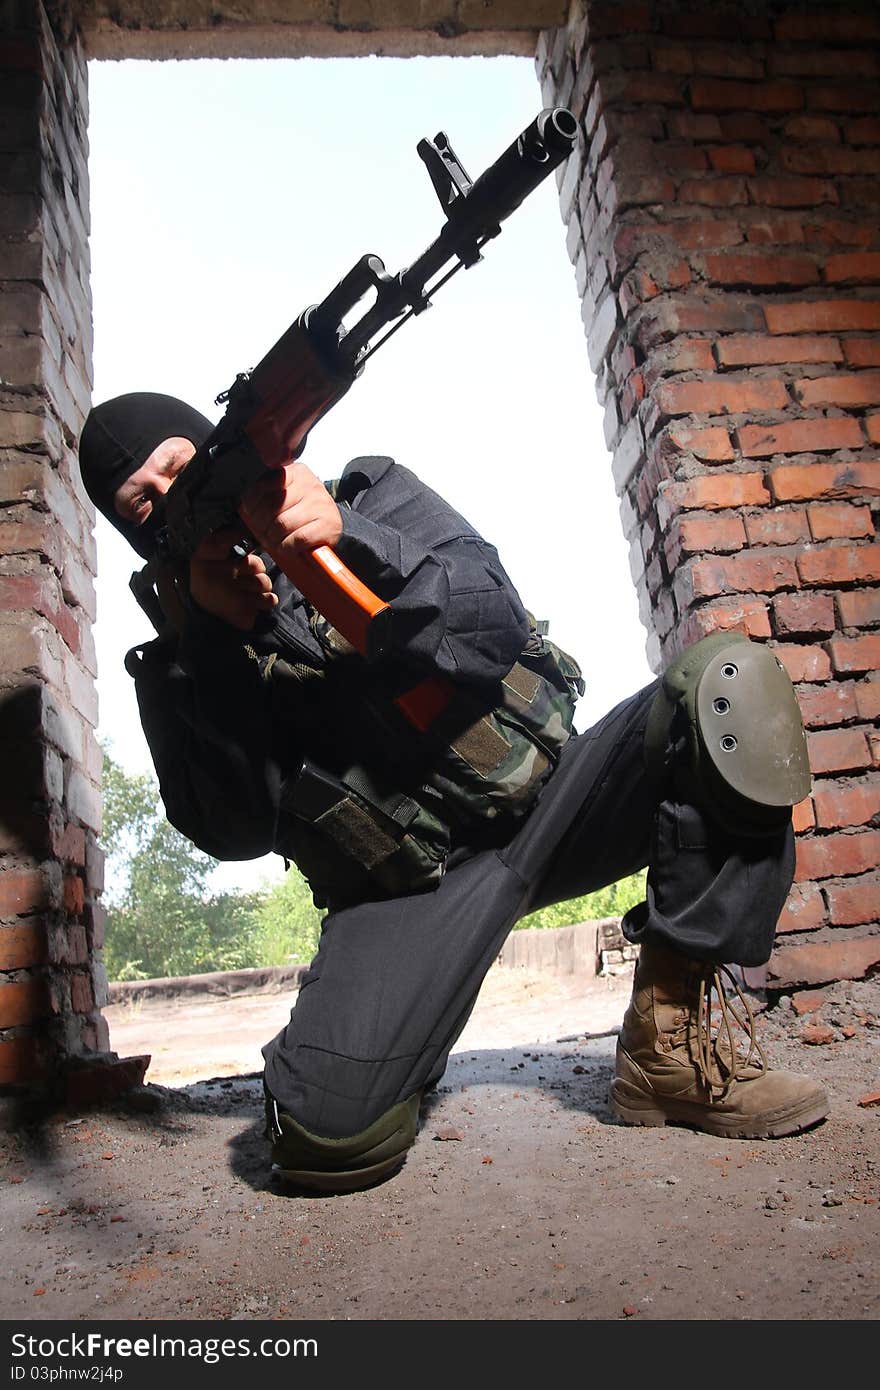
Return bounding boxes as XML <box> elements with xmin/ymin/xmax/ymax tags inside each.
<box><xmin>113</xmin><ymin>436</ymin><xmax>195</xmax><ymax>528</ymax></box>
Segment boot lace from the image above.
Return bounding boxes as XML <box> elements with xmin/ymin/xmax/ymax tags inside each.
<box><xmin>695</xmin><ymin>964</ymin><xmax>768</xmax><ymax>1101</ymax></box>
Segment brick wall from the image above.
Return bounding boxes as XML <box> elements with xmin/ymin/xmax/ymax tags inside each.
<box><xmin>0</xmin><ymin>0</ymin><xmax>110</xmax><ymax>1088</ymax></box>
<box><xmin>538</xmin><ymin>0</ymin><xmax>880</xmax><ymax>991</ymax></box>
<box><xmin>3</xmin><ymin>0</ymin><xmax>879</xmax><ymax>1096</ymax></box>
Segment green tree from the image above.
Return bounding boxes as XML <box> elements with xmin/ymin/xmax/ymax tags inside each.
<box><xmin>100</xmin><ymin>747</ymin><xmax>264</xmax><ymax>980</ymax></box>
<box><xmin>251</xmin><ymin>868</ymin><xmax>324</xmax><ymax>967</ymax></box>
<box><xmin>515</xmin><ymin>870</ymin><xmax>647</xmax><ymax>932</ymax></box>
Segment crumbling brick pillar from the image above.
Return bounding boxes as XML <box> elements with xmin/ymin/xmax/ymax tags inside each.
<box><xmin>538</xmin><ymin>1</ymin><xmax>880</xmax><ymax>991</ymax></box>
<box><xmin>0</xmin><ymin>0</ymin><xmax>140</xmax><ymax>1099</ymax></box>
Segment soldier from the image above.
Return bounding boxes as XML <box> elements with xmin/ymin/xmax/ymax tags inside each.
<box><xmin>78</xmin><ymin>391</ymin><xmax>828</xmax><ymax>1192</ymax></box>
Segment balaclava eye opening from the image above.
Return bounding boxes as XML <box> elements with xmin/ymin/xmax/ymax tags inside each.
<box><xmin>77</xmin><ymin>392</ymin><xmax>214</xmax><ymax>560</ymax></box>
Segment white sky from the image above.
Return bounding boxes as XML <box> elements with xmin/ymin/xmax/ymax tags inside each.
<box><xmin>87</xmin><ymin>54</ymin><xmax>654</xmax><ymax>891</ymax></box>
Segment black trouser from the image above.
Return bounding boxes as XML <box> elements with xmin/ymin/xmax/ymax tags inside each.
<box><xmin>262</xmin><ymin>683</ymin><xmax>795</xmax><ymax>1138</ymax></box>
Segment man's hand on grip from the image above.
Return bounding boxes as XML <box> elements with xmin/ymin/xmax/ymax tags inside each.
<box><xmin>189</xmin><ymin>527</ymin><xmax>278</xmax><ymax>631</ymax></box>
<box><xmin>239</xmin><ymin>462</ymin><xmax>343</xmax><ymax>560</ymax></box>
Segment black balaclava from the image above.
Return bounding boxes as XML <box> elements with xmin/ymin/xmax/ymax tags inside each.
<box><xmin>78</xmin><ymin>392</ymin><xmax>214</xmax><ymax>560</ymax></box>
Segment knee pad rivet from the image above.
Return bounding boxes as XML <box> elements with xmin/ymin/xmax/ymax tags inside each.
<box><xmin>720</xmin><ymin>735</ymin><xmax>738</xmax><ymax>752</ymax></box>
<box><xmin>713</xmin><ymin>697</ymin><xmax>730</xmax><ymax>715</ymax></box>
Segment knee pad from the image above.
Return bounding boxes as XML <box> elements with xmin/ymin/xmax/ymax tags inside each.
<box><xmin>264</xmin><ymin>1084</ymin><xmax>421</xmax><ymax>1193</ymax></box>
<box><xmin>644</xmin><ymin>632</ymin><xmax>811</xmax><ymax>837</ymax></box>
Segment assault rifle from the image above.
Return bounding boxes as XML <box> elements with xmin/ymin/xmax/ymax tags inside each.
<box><xmin>142</xmin><ymin>108</ymin><xmax>578</xmax><ymax>725</ymax></box>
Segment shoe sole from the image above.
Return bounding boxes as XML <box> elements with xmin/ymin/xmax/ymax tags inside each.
<box><xmin>610</xmin><ymin>1077</ymin><xmax>830</xmax><ymax>1140</ymax></box>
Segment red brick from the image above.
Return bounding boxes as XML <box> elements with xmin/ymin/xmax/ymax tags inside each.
<box><xmin>657</xmin><ymin>473</ymin><xmax>770</xmax><ymax>525</ymax></box>
<box><xmin>611</xmin><ymin>221</ymin><xmax>741</xmax><ymax>273</ymax></box>
<box><xmin>657</xmin><ymin>377</ymin><xmax>789</xmax><ymax>417</ymax></box>
<box><xmin>813</xmin><ymin>778</ymin><xmax>880</xmax><ymax>831</ymax></box>
<box><xmin>64</xmin><ymin>1054</ymin><xmax>151</xmax><ymax>1106</ymax></box>
<box><xmin>796</xmin><ymin>682</ymin><xmax>859</xmax><ymax>728</ymax></box>
<box><xmin>638</xmin><ymin>297</ymin><xmax>765</xmax><ymax>347</ymax></box>
<box><xmin>678</xmin><ymin>176</ymin><xmax>749</xmax><ymax>207</ymax></box>
<box><xmin>738</xmin><ymin>417</ymin><xmax>862</xmax><ymax>458</ymax></box>
<box><xmin>868</xmin><ymin>414</ymin><xmax>880</xmax><ymax>444</ymax></box>
<box><xmin>791</xmin><ymin>988</ymin><xmax>828</xmax><ymax>1016</ymax></box>
<box><xmin>825</xmin><ymin>875</ymin><xmax>880</xmax><ymax>927</ymax></box>
<box><xmin>827</xmin><ymin>633</ymin><xmax>880</xmax><ymax>675</ymax></box>
<box><xmin>683</xmin><ymin>550</ymin><xmax>799</xmax><ymax>600</ymax></box>
<box><xmin>700</xmin><ymin>252</ymin><xmax>819</xmax><ymax>288</ymax></box>
<box><xmin>768</xmin><ymin>935</ymin><xmax>880</xmax><ymax>990</ymax></box>
<box><xmin>837</xmin><ymin>590</ymin><xmax>880</xmax><ymax>628</ymax></box>
<box><xmin>620</xmin><ymin>72</ymin><xmax>685</xmax><ymax>106</ymax></box>
<box><xmin>664</xmin><ymin>13</ymin><xmax>771</xmax><ymax>42</ymax></box>
<box><xmin>809</xmin><ymin>219</ymin><xmax>876</xmax><ymax>246</ymax></box>
<box><xmin>795</xmin><ymin>828</ymin><xmax>880</xmax><ymax>880</ymax></box>
<box><xmin>659</xmin><ymin>340</ymin><xmax>717</xmax><ymax>375</ymax></box>
<box><xmin>856</xmin><ymin>681</ymin><xmax>880</xmax><ymax>721</ymax></box>
<box><xmin>784</xmin><ymin>146</ymin><xmax>880</xmax><ymax>176</ymax></box>
<box><xmin>693</xmin><ymin>47</ymin><xmax>765</xmax><ymax>81</ymax></box>
<box><xmin>773</xmin><ymin>592</ymin><xmax>836</xmax><ymax>637</ymax></box>
<box><xmin>0</xmin><ymin>575</ymin><xmax>80</xmax><ymax>657</ymax></box>
<box><xmin>783</xmin><ymin>115</ymin><xmax>842</xmax><ymax>144</ymax></box>
<box><xmin>0</xmin><ymin>922</ymin><xmax>48</xmax><ymax>969</ymax></box>
<box><xmin>720</xmin><ymin>113</ymin><xmax>771</xmax><ymax>141</ymax></box>
<box><xmin>70</xmin><ymin>973</ymin><xmax>94</xmax><ymax>1014</ymax></box>
<box><xmin>792</xmin><ymin>797</ymin><xmax>816</xmax><ymax>834</ymax></box>
<box><xmin>0</xmin><ymin>519</ymin><xmax>64</xmax><ymax>570</ymax></box>
<box><xmin>808</xmin><ymin>503</ymin><xmax>873</xmax><ymax>541</ymax></box>
<box><xmin>665</xmin><ymin>512</ymin><xmax>747</xmax><ymax>566</ymax></box>
<box><xmin>666</xmin><ymin>424</ymin><xmax>733</xmax><ymax>460</ymax></box>
<box><xmin>806</xmin><ymin>727</ymin><xmax>873</xmax><ymax>775</ymax></box>
<box><xmin>0</xmin><ymin>977</ymin><xmax>51</xmax><ymax>1028</ymax></box>
<box><xmin>88</xmin><ymin>902</ymin><xmax>106</xmax><ymax>951</ymax></box>
<box><xmin>707</xmin><ymin>145</ymin><xmax>755</xmax><ymax>174</ymax></box>
<box><xmin>810</xmin><ymin>83</ymin><xmax>880</xmax><ymax>115</ymax></box>
<box><xmin>718</xmin><ymin>334</ymin><xmax>842</xmax><ymax>367</ymax></box>
<box><xmin>770</xmin><ymin>461</ymin><xmax>880</xmax><ymax>502</ymax></box>
<box><xmin>51</xmin><ymin>823</ymin><xmax>87</xmax><ymax>866</ymax></box>
<box><xmin>667</xmin><ymin>111</ymin><xmax>723</xmax><ymax>140</ymax></box>
<box><xmin>744</xmin><ymin>509</ymin><xmax>809</xmax><ymax>547</ymax></box>
<box><xmin>58</xmin><ymin>923</ymin><xmax>89</xmax><ymax>966</ymax></box>
<box><xmin>800</xmin><ymin>1021</ymin><xmax>836</xmax><ymax>1044</ymax></box>
<box><xmin>847</xmin><ymin>117</ymin><xmax>880</xmax><ymax>144</ymax></box>
<box><xmin>766</xmin><ymin>300</ymin><xmax>880</xmax><ymax>334</ymax></box>
<box><xmin>745</xmin><ymin>216</ymin><xmax>807</xmax><ymax>245</ymax></box>
<box><xmin>690</xmin><ymin>78</ymin><xmax>803</xmax><ymax>112</ymax></box>
<box><xmin>0</xmin><ymin>869</ymin><xmax>48</xmax><ymax>916</ymax></box>
<box><xmin>0</xmin><ymin>1036</ymin><xmax>47</xmax><ymax>1086</ymax></box>
<box><xmin>844</xmin><ymin>338</ymin><xmax>880</xmax><ymax>367</ymax></box>
<box><xmin>799</xmin><ymin>544</ymin><xmax>880</xmax><ymax>590</ymax></box>
<box><xmin>659</xmin><ymin>149</ymin><xmax>710</xmax><ymax>178</ymax></box>
<box><xmin>652</xmin><ymin>42</ymin><xmax>694</xmax><ymax>76</ymax></box>
<box><xmin>604</xmin><ymin>170</ymin><xmax>677</xmax><ymax>214</ymax></box>
<box><xmin>826</xmin><ymin>252</ymin><xmax>880</xmax><ymax>285</ymax></box>
<box><xmin>777</xmin><ymin>882</ymin><xmax>826</xmax><ymax>934</ymax></box>
<box><xmin>796</xmin><ymin>370</ymin><xmax>880</xmax><ymax>409</ymax></box>
<box><xmin>62</xmin><ymin>874</ymin><xmax>84</xmax><ymax>915</ymax></box>
<box><xmin>678</xmin><ymin>597</ymin><xmax>771</xmax><ymax>643</ymax></box>
<box><xmin>775</xmin><ymin>14</ymin><xmax>880</xmax><ymax>44</ymax></box>
<box><xmin>748</xmin><ymin>177</ymin><xmax>838</xmax><ymax>208</ymax></box>
<box><xmin>775</xmin><ymin>643</ymin><xmax>832</xmax><ymax>683</ymax></box>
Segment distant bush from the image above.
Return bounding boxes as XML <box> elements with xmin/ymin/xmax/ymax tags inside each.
<box><xmin>515</xmin><ymin>870</ymin><xmax>646</xmax><ymax>932</ymax></box>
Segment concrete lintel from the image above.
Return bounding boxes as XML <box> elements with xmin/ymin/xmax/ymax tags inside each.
<box><xmin>82</xmin><ymin>21</ymin><xmax>543</xmax><ymax>60</ymax></box>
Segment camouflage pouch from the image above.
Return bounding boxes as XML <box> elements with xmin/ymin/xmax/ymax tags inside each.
<box><xmin>426</xmin><ymin>619</ymin><xmax>584</xmax><ymax>822</ymax></box>
<box><xmin>271</xmin><ymin>610</ymin><xmax>583</xmax><ymax>904</ymax></box>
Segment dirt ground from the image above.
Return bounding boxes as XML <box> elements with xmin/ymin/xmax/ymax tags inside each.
<box><xmin>1</xmin><ymin>958</ymin><xmax>878</xmax><ymax>1324</ymax></box>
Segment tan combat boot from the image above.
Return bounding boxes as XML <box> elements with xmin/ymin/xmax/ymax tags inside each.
<box><xmin>611</xmin><ymin>941</ymin><xmax>829</xmax><ymax>1139</ymax></box>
